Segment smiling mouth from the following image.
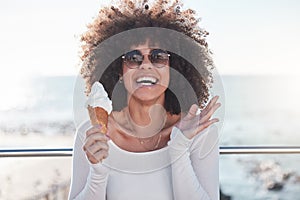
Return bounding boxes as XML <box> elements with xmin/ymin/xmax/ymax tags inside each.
<box><xmin>136</xmin><ymin>76</ymin><xmax>158</xmax><ymax>86</ymax></box>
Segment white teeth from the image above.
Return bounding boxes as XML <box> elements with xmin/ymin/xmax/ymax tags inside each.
<box><xmin>136</xmin><ymin>77</ymin><xmax>158</xmax><ymax>84</ymax></box>
<box><xmin>140</xmin><ymin>82</ymin><xmax>153</xmax><ymax>86</ymax></box>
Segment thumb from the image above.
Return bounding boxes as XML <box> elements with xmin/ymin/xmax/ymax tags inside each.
<box><xmin>185</xmin><ymin>104</ymin><xmax>199</xmax><ymax>120</ymax></box>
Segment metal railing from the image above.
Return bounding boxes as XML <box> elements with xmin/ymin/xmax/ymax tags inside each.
<box><xmin>0</xmin><ymin>148</ymin><xmax>73</xmax><ymax>157</ymax></box>
<box><xmin>1</xmin><ymin>146</ymin><xmax>300</xmax><ymax>157</ymax></box>
<box><xmin>1</xmin><ymin>146</ymin><xmax>300</xmax><ymax>200</ymax></box>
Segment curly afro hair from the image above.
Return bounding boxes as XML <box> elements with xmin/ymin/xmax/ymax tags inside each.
<box><xmin>80</xmin><ymin>0</ymin><xmax>214</xmax><ymax>114</ymax></box>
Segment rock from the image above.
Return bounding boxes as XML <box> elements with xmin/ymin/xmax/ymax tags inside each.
<box><xmin>220</xmin><ymin>188</ymin><xmax>231</xmax><ymax>200</ymax></box>
<box><xmin>238</xmin><ymin>158</ymin><xmax>300</xmax><ymax>194</ymax></box>
<box><xmin>282</xmin><ymin>171</ymin><xmax>293</xmax><ymax>181</ymax></box>
<box><xmin>266</xmin><ymin>181</ymin><xmax>284</xmax><ymax>191</ymax></box>
<box><xmin>293</xmin><ymin>175</ymin><xmax>300</xmax><ymax>184</ymax></box>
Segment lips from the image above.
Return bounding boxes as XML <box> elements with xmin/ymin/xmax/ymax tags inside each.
<box><xmin>135</xmin><ymin>76</ymin><xmax>158</xmax><ymax>86</ymax></box>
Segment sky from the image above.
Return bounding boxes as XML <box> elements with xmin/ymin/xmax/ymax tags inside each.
<box><xmin>0</xmin><ymin>0</ymin><xmax>300</xmax><ymax>77</ymax></box>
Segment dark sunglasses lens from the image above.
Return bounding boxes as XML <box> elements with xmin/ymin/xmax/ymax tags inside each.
<box><xmin>150</xmin><ymin>49</ymin><xmax>170</xmax><ymax>66</ymax></box>
<box><xmin>124</xmin><ymin>50</ymin><xmax>143</xmax><ymax>68</ymax></box>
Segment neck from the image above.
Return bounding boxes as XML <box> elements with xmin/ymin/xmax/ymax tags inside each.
<box><xmin>125</xmin><ymin>94</ymin><xmax>167</xmax><ymax>138</ymax></box>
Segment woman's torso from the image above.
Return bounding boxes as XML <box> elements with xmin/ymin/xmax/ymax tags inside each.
<box><xmin>102</xmin><ymin>109</ymin><xmax>181</xmax><ymax>199</ymax></box>
<box><xmin>103</xmin><ymin>138</ymin><xmax>175</xmax><ymax>200</ymax></box>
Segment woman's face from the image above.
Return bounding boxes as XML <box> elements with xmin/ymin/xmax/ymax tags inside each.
<box><xmin>122</xmin><ymin>41</ymin><xmax>170</xmax><ymax>102</ymax></box>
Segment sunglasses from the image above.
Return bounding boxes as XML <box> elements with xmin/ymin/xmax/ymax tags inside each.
<box><xmin>122</xmin><ymin>49</ymin><xmax>170</xmax><ymax>69</ymax></box>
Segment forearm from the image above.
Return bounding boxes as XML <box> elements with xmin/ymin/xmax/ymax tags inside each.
<box><xmin>168</xmin><ymin>126</ymin><xmax>219</xmax><ymax>200</ymax></box>
<box><xmin>68</xmin><ymin>122</ymin><xmax>109</xmax><ymax>200</ymax></box>
<box><xmin>70</xmin><ymin>164</ymin><xmax>109</xmax><ymax>200</ymax></box>
<box><xmin>171</xmin><ymin>151</ymin><xmax>211</xmax><ymax>200</ymax></box>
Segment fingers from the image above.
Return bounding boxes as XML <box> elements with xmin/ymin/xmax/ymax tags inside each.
<box><xmin>94</xmin><ymin>150</ymin><xmax>109</xmax><ymax>160</ymax></box>
<box><xmin>84</xmin><ymin>133</ymin><xmax>109</xmax><ymax>150</ymax></box>
<box><xmin>84</xmin><ymin>126</ymin><xmax>110</xmax><ymax>164</ymax></box>
<box><xmin>85</xmin><ymin>140</ymin><xmax>109</xmax><ymax>154</ymax></box>
<box><xmin>199</xmin><ymin>102</ymin><xmax>221</xmax><ymax>124</ymax></box>
<box><xmin>182</xmin><ymin>96</ymin><xmax>221</xmax><ymax>138</ymax></box>
<box><xmin>86</xmin><ymin>150</ymin><xmax>98</xmax><ymax>164</ymax></box>
<box><xmin>201</xmin><ymin>96</ymin><xmax>219</xmax><ymax>116</ymax></box>
<box><xmin>84</xmin><ymin>140</ymin><xmax>109</xmax><ymax>164</ymax></box>
<box><xmin>86</xmin><ymin>149</ymin><xmax>109</xmax><ymax>164</ymax></box>
<box><xmin>207</xmin><ymin>96</ymin><xmax>219</xmax><ymax>110</ymax></box>
<box><xmin>86</xmin><ymin>125</ymin><xmax>103</xmax><ymax>137</ymax></box>
<box><xmin>193</xmin><ymin>118</ymin><xmax>219</xmax><ymax>137</ymax></box>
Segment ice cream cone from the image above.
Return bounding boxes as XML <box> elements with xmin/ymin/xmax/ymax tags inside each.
<box><xmin>87</xmin><ymin>105</ymin><xmax>108</xmax><ymax>133</ymax></box>
<box><xmin>85</xmin><ymin>82</ymin><xmax>112</xmax><ymax>134</ymax></box>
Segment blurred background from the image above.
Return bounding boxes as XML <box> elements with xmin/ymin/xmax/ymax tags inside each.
<box><xmin>0</xmin><ymin>0</ymin><xmax>300</xmax><ymax>199</ymax></box>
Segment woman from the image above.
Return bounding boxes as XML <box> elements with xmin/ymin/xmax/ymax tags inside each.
<box><xmin>69</xmin><ymin>0</ymin><xmax>221</xmax><ymax>199</ymax></box>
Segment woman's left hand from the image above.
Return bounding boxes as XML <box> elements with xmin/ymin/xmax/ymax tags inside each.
<box><xmin>176</xmin><ymin>96</ymin><xmax>221</xmax><ymax>139</ymax></box>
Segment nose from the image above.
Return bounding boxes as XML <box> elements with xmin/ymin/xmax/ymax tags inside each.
<box><xmin>139</xmin><ymin>55</ymin><xmax>153</xmax><ymax>69</ymax></box>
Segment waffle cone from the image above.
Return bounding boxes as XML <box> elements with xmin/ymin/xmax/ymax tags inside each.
<box><xmin>87</xmin><ymin>106</ymin><xmax>108</xmax><ymax>133</ymax></box>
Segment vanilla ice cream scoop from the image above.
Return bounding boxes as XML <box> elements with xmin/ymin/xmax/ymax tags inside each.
<box><xmin>85</xmin><ymin>82</ymin><xmax>112</xmax><ymax>132</ymax></box>
<box><xmin>85</xmin><ymin>82</ymin><xmax>112</xmax><ymax>113</ymax></box>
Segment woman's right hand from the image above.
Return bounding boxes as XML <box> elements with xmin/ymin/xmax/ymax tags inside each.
<box><xmin>175</xmin><ymin>96</ymin><xmax>220</xmax><ymax>139</ymax></box>
<box><xmin>83</xmin><ymin>125</ymin><xmax>110</xmax><ymax>164</ymax></box>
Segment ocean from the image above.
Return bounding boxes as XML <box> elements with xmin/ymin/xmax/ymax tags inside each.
<box><xmin>0</xmin><ymin>75</ymin><xmax>299</xmax><ymax>199</ymax></box>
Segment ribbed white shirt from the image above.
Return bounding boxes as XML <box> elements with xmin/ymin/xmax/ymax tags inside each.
<box><xmin>68</xmin><ymin>120</ymin><xmax>219</xmax><ymax>200</ymax></box>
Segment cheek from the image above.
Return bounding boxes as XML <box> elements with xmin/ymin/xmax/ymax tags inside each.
<box><xmin>160</xmin><ymin>68</ymin><xmax>170</xmax><ymax>88</ymax></box>
<box><xmin>122</xmin><ymin>64</ymin><xmax>128</xmax><ymax>74</ymax></box>
<box><xmin>122</xmin><ymin>66</ymin><xmax>134</xmax><ymax>92</ymax></box>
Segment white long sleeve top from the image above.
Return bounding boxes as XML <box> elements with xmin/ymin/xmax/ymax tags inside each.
<box><xmin>68</xmin><ymin>120</ymin><xmax>219</xmax><ymax>200</ymax></box>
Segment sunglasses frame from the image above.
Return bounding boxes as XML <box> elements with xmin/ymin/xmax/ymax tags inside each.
<box><xmin>121</xmin><ymin>49</ymin><xmax>170</xmax><ymax>69</ymax></box>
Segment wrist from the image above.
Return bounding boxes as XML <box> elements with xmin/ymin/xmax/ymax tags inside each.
<box><xmin>90</xmin><ymin>163</ymin><xmax>110</xmax><ymax>177</ymax></box>
<box><xmin>169</xmin><ymin>127</ymin><xmax>194</xmax><ymax>149</ymax></box>
<box><xmin>174</xmin><ymin>125</ymin><xmax>194</xmax><ymax>140</ymax></box>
